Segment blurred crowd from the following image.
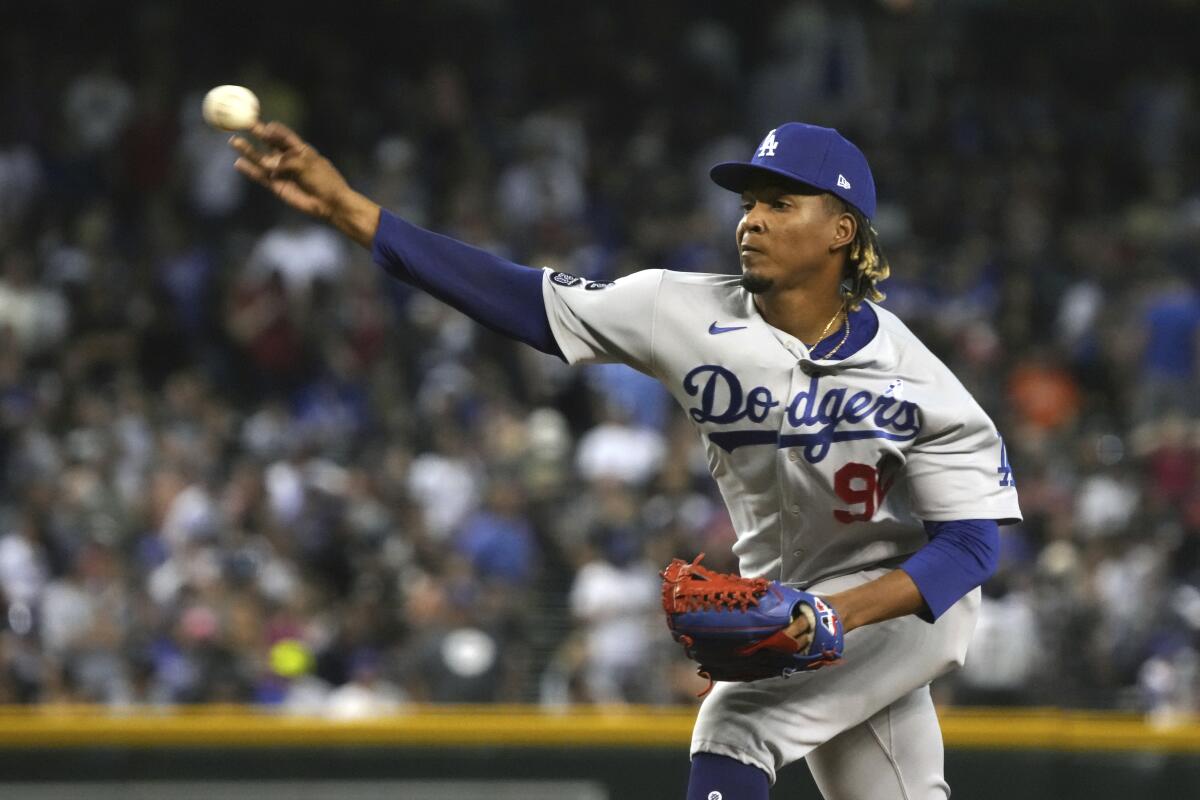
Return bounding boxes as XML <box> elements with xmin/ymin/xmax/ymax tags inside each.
<box><xmin>1</xmin><ymin>0</ymin><xmax>1199</xmax><ymax>717</ymax></box>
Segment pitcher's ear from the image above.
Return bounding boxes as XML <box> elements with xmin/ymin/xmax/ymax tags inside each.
<box><xmin>830</xmin><ymin>210</ymin><xmax>856</xmax><ymax>253</ymax></box>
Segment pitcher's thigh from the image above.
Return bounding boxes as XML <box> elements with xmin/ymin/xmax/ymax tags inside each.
<box><xmin>806</xmin><ymin>684</ymin><xmax>949</xmax><ymax>800</ymax></box>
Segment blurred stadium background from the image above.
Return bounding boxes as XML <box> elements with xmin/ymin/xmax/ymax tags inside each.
<box><xmin>1</xmin><ymin>0</ymin><xmax>1199</xmax><ymax>797</ymax></box>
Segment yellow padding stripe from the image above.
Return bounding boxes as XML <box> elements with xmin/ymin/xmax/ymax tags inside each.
<box><xmin>0</xmin><ymin>706</ymin><xmax>1196</xmax><ymax>752</ymax></box>
<box><xmin>0</xmin><ymin>705</ymin><xmax>690</xmax><ymax>748</ymax></box>
<box><xmin>938</xmin><ymin>707</ymin><xmax>1200</xmax><ymax>753</ymax></box>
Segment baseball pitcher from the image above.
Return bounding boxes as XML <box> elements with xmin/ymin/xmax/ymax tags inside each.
<box><xmin>231</xmin><ymin>120</ymin><xmax>1020</xmax><ymax>800</ymax></box>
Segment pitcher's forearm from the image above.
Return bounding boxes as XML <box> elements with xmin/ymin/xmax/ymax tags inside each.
<box><xmin>824</xmin><ymin>569</ymin><xmax>925</xmax><ymax>633</ymax></box>
<box><xmin>330</xmin><ymin>189</ymin><xmax>382</xmax><ymax>248</ymax></box>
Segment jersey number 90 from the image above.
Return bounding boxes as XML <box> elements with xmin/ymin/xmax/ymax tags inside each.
<box><xmin>833</xmin><ymin>462</ymin><xmax>893</xmax><ymax>523</ymax></box>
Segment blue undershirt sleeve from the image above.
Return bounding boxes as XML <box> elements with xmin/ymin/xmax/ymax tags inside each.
<box><xmin>369</xmin><ymin>208</ymin><xmax>562</xmax><ymax>358</ymax></box>
<box><xmin>899</xmin><ymin>519</ymin><xmax>999</xmax><ymax>622</ymax></box>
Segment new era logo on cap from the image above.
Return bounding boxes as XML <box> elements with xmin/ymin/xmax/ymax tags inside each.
<box><xmin>709</xmin><ymin>123</ymin><xmax>877</xmax><ymax>219</ymax></box>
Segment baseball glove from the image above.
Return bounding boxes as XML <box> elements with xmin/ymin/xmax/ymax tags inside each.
<box><xmin>661</xmin><ymin>553</ymin><xmax>844</xmax><ymax>692</ymax></box>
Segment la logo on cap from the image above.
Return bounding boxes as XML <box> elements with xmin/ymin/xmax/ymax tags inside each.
<box><xmin>756</xmin><ymin>129</ymin><xmax>779</xmax><ymax>158</ymax></box>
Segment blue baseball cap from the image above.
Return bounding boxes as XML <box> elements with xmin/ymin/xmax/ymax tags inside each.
<box><xmin>710</xmin><ymin>123</ymin><xmax>877</xmax><ymax>219</ymax></box>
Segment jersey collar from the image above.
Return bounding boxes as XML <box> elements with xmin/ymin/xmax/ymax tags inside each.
<box><xmin>743</xmin><ymin>293</ymin><xmax>883</xmax><ymax>369</ymax></box>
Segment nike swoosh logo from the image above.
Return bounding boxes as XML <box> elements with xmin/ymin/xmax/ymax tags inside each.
<box><xmin>708</xmin><ymin>322</ymin><xmax>748</xmax><ymax>335</ymax></box>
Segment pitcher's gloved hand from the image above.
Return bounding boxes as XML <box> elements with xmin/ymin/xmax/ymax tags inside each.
<box><xmin>661</xmin><ymin>554</ymin><xmax>844</xmax><ymax>693</ymax></box>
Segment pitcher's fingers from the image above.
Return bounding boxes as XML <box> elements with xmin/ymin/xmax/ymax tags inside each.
<box><xmin>260</xmin><ymin>152</ymin><xmax>284</xmax><ymax>174</ymax></box>
<box><xmin>253</xmin><ymin>121</ymin><xmax>305</xmax><ymax>152</ymax></box>
<box><xmin>234</xmin><ymin>157</ymin><xmax>273</xmax><ymax>186</ymax></box>
<box><xmin>232</xmin><ymin>136</ymin><xmax>287</xmax><ymax>177</ymax></box>
<box><xmin>271</xmin><ymin>147</ymin><xmax>312</xmax><ymax>176</ymax></box>
<box><xmin>229</xmin><ymin>135</ymin><xmax>268</xmax><ymax>166</ymax></box>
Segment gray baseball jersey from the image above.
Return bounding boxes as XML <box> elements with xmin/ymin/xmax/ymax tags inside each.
<box><xmin>543</xmin><ymin>268</ymin><xmax>1020</xmax><ymax>583</ymax></box>
<box><xmin>542</xmin><ymin>267</ymin><xmax>1022</xmax><ymax>796</ymax></box>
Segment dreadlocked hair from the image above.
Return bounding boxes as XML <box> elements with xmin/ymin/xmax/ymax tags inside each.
<box><xmin>827</xmin><ymin>197</ymin><xmax>890</xmax><ymax>310</ymax></box>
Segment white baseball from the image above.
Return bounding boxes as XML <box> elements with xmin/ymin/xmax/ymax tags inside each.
<box><xmin>201</xmin><ymin>85</ymin><xmax>260</xmax><ymax>131</ymax></box>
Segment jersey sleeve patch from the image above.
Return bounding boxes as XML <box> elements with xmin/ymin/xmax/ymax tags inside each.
<box><xmin>550</xmin><ymin>271</ymin><xmax>583</xmax><ymax>287</ymax></box>
<box><xmin>541</xmin><ymin>267</ymin><xmax>664</xmax><ymax>373</ymax></box>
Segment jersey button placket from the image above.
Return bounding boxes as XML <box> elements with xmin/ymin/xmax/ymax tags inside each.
<box><xmin>781</xmin><ymin>361</ymin><xmax>814</xmax><ymax>575</ymax></box>
<box><xmin>782</xmin><ymin>361</ymin><xmax>810</xmax><ymax>519</ymax></box>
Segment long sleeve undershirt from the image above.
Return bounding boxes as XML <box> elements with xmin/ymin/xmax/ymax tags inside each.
<box><xmin>901</xmin><ymin>519</ymin><xmax>1000</xmax><ymax>621</ymax></box>
<box><xmin>370</xmin><ymin>208</ymin><xmax>562</xmax><ymax>356</ymax></box>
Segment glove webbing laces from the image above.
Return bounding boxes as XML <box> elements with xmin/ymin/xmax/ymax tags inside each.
<box><xmin>660</xmin><ymin>553</ymin><xmax>768</xmax><ymax>613</ymax></box>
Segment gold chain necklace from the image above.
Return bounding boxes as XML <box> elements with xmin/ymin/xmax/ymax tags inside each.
<box><xmin>808</xmin><ymin>303</ymin><xmax>851</xmax><ymax>360</ymax></box>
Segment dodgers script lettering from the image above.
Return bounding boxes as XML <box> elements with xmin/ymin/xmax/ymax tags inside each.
<box><xmin>682</xmin><ymin>366</ymin><xmax>922</xmax><ymax>463</ymax></box>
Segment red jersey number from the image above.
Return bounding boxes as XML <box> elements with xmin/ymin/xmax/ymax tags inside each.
<box><xmin>833</xmin><ymin>462</ymin><xmax>876</xmax><ymax>523</ymax></box>
<box><xmin>832</xmin><ymin>462</ymin><xmax>894</xmax><ymax>523</ymax></box>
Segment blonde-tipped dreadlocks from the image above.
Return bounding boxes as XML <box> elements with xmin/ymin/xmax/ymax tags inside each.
<box><xmin>826</xmin><ymin>196</ymin><xmax>890</xmax><ymax>310</ymax></box>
